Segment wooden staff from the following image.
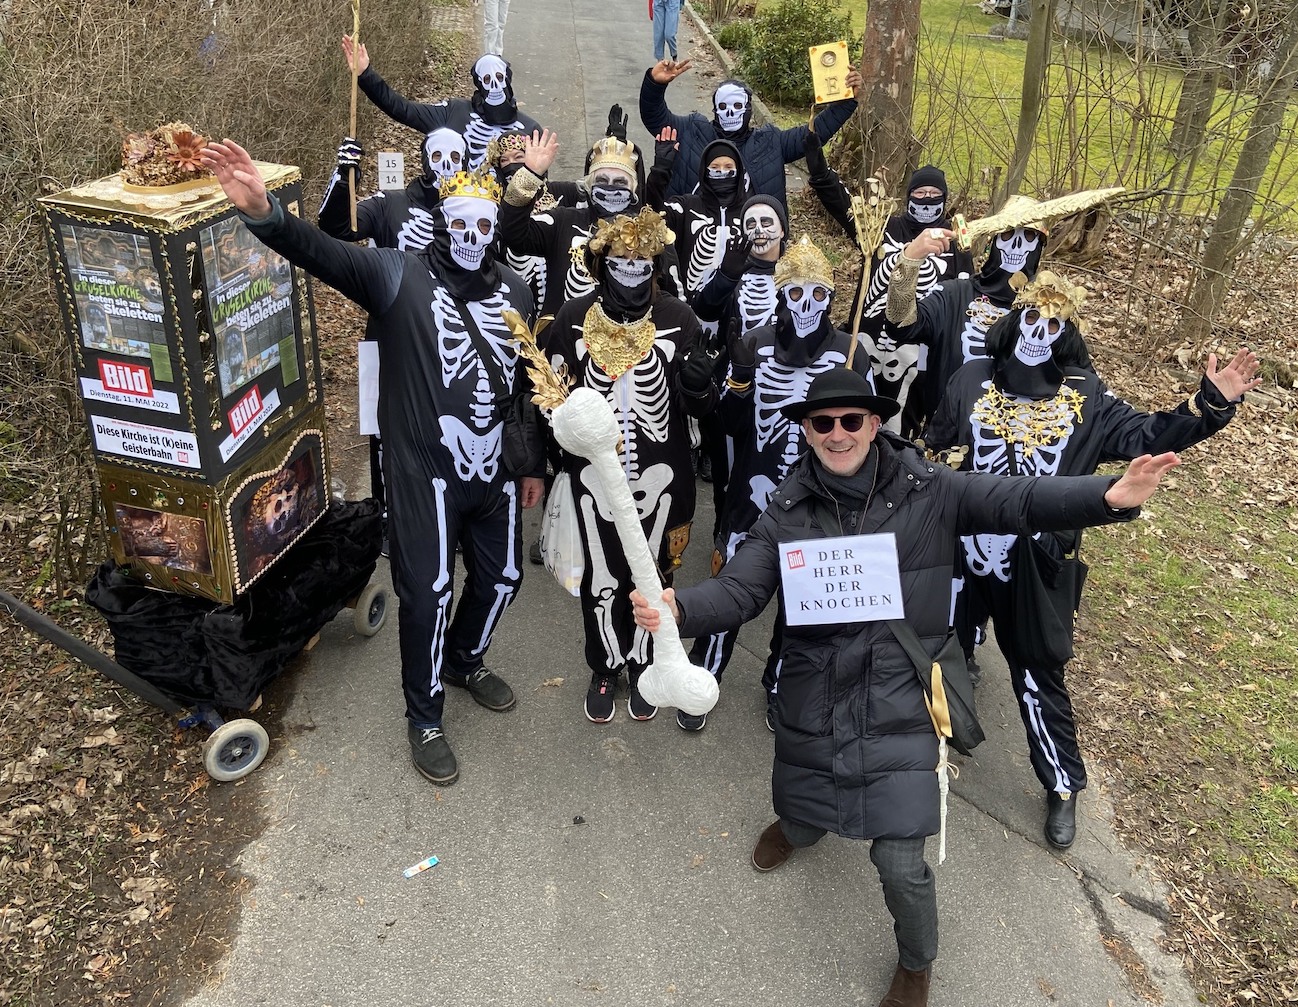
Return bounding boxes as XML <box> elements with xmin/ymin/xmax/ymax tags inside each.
<box><xmin>348</xmin><ymin>0</ymin><xmax>361</xmax><ymax>232</ymax></box>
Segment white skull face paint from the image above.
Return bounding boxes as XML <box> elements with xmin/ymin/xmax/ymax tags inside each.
<box><xmin>606</xmin><ymin>256</ymin><xmax>654</xmax><ymax>288</ymax></box>
<box><xmin>441</xmin><ymin>195</ymin><xmax>498</xmax><ymax>269</ymax></box>
<box><xmin>1013</xmin><ymin>308</ymin><xmax>1063</xmax><ymax>366</ymax></box>
<box><xmin>424</xmin><ymin>128</ymin><xmax>467</xmax><ymax>181</ymax></box>
<box><xmin>742</xmin><ymin>205</ymin><xmax>784</xmax><ymax>253</ymax></box>
<box><xmin>714</xmin><ymin>83</ymin><xmax>749</xmax><ymax>132</ymax></box>
<box><xmin>590</xmin><ymin>168</ymin><xmax>635</xmax><ymax>213</ymax></box>
<box><xmin>475</xmin><ymin>55</ymin><xmax>509</xmax><ymax>106</ymax></box>
<box><xmin>994</xmin><ymin>227</ymin><xmax>1041</xmax><ymax>273</ymax></box>
<box><xmin>781</xmin><ymin>281</ymin><xmax>830</xmax><ymax>337</ymax></box>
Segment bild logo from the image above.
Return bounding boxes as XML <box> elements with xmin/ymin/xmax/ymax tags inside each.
<box><xmin>786</xmin><ymin>549</ymin><xmax>805</xmax><ymax>570</ymax></box>
<box><xmin>228</xmin><ymin>386</ymin><xmax>264</xmax><ymax>437</ymax></box>
<box><xmin>98</xmin><ymin>360</ymin><xmax>153</xmax><ymax>397</ymax></box>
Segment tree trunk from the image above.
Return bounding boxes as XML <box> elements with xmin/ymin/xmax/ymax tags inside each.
<box><xmin>851</xmin><ymin>0</ymin><xmax>921</xmax><ymax>190</ymax></box>
<box><xmin>1178</xmin><ymin>3</ymin><xmax>1298</xmax><ymax>347</ymax></box>
<box><xmin>998</xmin><ymin>0</ymin><xmax>1057</xmax><ymax>207</ymax></box>
<box><xmin>1168</xmin><ymin>2</ymin><xmax>1224</xmax><ymax>155</ymax></box>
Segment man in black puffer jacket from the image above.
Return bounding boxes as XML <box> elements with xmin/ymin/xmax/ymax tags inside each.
<box><xmin>631</xmin><ymin>368</ymin><xmax>1181</xmax><ymax>1007</ymax></box>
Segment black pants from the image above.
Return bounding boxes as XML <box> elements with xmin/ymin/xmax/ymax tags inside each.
<box><xmin>780</xmin><ymin>819</ymin><xmax>938</xmax><ymax>971</ymax></box>
<box><xmin>387</xmin><ymin>470</ymin><xmax>523</xmax><ymax>728</ymax></box>
<box><xmin>957</xmin><ymin>563</ymin><xmax>1086</xmax><ymax>794</ymax></box>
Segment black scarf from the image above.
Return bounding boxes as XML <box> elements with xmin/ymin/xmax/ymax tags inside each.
<box><xmin>422</xmin><ymin>219</ymin><xmax>501</xmax><ymax>301</ymax></box>
<box><xmin>974</xmin><ymin>236</ymin><xmax>1044</xmax><ymax>307</ymax></box>
<box><xmin>994</xmin><ymin>353</ymin><xmax>1065</xmax><ymax>401</ymax></box>
<box><xmin>773</xmin><ymin>309</ymin><xmax>832</xmax><ymax>368</ymax></box>
<box><xmin>599</xmin><ymin>275</ymin><xmax>654</xmax><ymax>322</ymax></box>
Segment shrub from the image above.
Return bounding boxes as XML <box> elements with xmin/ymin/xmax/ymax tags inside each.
<box><xmin>738</xmin><ymin>0</ymin><xmax>853</xmax><ymax>106</ymax></box>
<box><xmin>715</xmin><ymin>20</ymin><xmax>755</xmax><ymax>54</ymax></box>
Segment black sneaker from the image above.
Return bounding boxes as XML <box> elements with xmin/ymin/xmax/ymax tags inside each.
<box><xmin>529</xmin><ymin>538</ymin><xmax>543</xmax><ymax>565</ymax></box>
<box><xmin>676</xmin><ymin>709</ymin><xmax>707</xmax><ymax>732</ymax></box>
<box><xmin>627</xmin><ymin>672</ymin><xmax>657</xmax><ymax>721</ymax></box>
<box><xmin>407</xmin><ymin>724</ymin><xmax>458</xmax><ymax>785</ymax></box>
<box><xmin>447</xmin><ymin>667</ymin><xmax>517</xmax><ymax>712</ymax></box>
<box><xmin>585</xmin><ymin>672</ymin><xmax>617</xmax><ymax>723</ymax></box>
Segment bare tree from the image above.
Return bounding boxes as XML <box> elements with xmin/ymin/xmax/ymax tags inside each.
<box><xmin>1179</xmin><ymin>1</ymin><xmax>1298</xmax><ymax>346</ymax></box>
<box><xmin>853</xmin><ymin>0</ymin><xmax>921</xmax><ymax>187</ymax></box>
<box><xmin>1168</xmin><ymin>0</ymin><xmax>1229</xmax><ymax>156</ymax></box>
<box><xmin>999</xmin><ymin>0</ymin><xmax>1058</xmax><ymax>206</ymax></box>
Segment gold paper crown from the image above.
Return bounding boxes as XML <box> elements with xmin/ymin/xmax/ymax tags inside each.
<box><xmin>774</xmin><ymin>236</ymin><xmax>835</xmax><ymax>291</ymax></box>
<box><xmin>588</xmin><ymin>207</ymin><xmax>674</xmax><ymax>259</ymax></box>
<box><xmin>587</xmin><ymin>137</ymin><xmax>640</xmax><ymax>179</ymax></box>
<box><xmin>438</xmin><ymin>169</ymin><xmax>502</xmax><ymax>203</ymax></box>
<box><xmin>484</xmin><ymin>132</ymin><xmax>529</xmax><ymax>169</ymax></box>
<box><xmin>1011</xmin><ymin>269</ymin><xmax>1087</xmax><ymax>322</ymax></box>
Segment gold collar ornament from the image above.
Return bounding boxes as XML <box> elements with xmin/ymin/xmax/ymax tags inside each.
<box><xmin>971</xmin><ymin>381</ymin><xmax>1086</xmax><ymax>457</ymax></box>
<box><xmin>581</xmin><ymin>301</ymin><xmax>657</xmax><ymax>378</ymax></box>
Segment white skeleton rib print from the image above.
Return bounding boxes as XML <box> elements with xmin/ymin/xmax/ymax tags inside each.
<box><xmin>393</xmin><ymin>205</ymin><xmax>440</xmax><ymax>252</ymax></box>
<box><xmin>577</xmin><ymin>337</ymin><xmax>678</xmax><ymax>485</ymax></box>
<box><xmin>736</xmin><ymin>273</ymin><xmax>777</xmax><ymax>333</ymax></box>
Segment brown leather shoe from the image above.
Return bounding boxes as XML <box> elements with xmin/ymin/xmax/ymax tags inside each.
<box><xmin>877</xmin><ymin>964</ymin><xmax>930</xmax><ymax>1007</ymax></box>
<box><xmin>751</xmin><ymin>820</ymin><xmax>795</xmax><ymax>872</ymax></box>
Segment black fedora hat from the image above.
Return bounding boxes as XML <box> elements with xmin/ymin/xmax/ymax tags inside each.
<box><xmin>781</xmin><ymin>368</ymin><xmax>901</xmax><ymax>422</ymax></box>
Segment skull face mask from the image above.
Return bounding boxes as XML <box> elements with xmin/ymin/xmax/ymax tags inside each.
<box><xmin>1013</xmin><ymin>308</ymin><xmax>1063</xmax><ymax>366</ymax></box>
<box><xmin>441</xmin><ymin>195</ymin><xmax>498</xmax><ymax>270</ymax></box>
<box><xmin>590</xmin><ymin>168</ymin><xmax>636</xmax><ymax>215</ymax></box>
<box><xmin>713</xmin><ymin>83</ymin><xmax>750</xmax><ymax>134</ymax></box>
<box><xmin>743</xmin><ymin>205</ymin><xmax>784</xmax><ymax>255</ymax></box>
<box><xmin>473</xmin><ymin>55</ymin><xmax>509</xmax><ymax>106</ymax></box>
<box><xmin>907</xmin><ymin>195</ymin><xmax>945</xmax><ymax>225</ymax></box>
<box><xmin>423</xmin><ymin>128</ymin><xmax>467</xmax><ymax>182</ymax></box>
<box><xmin>781</xmin><ymin>281</ymin><xmax>831</xmax><ymax>337</ymax></box>
<box><xmin>994</xmin><ymin>228</ymin><xmax>1042</xmax><ymax>274</ymax></box>
<box><xmin>605</xmin><ymin>255</ymin><xmax>654</xmax><ymax>288</ymax></box>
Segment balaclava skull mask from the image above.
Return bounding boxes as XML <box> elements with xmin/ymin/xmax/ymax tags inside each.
<box><xmin>470</xmin><ymin>54</ymin><xmax>517</xmax><ymax>125</ymax></box>
<box><xmin>742</xmin><ymin>200</ymin><xmax>786</xmax><ymax>258</ymax></box>
<box><xmin>697</xmin><ymin>139</ymin><xmax>747</xmax><ymax>210</ymax></box>
<box><xmin>589</xmin><ymin>167</ymin><xmax>637</xmax><ymax>216</ymax></box>
<box><xmin>440</xmin><ymin>195</ymin><xmax>498</xmax><ymax>270</ymax></box>
<box><xmin>422</xmin><ymin>128</ymin><xmax>468</xmax><ymax>185</ymax></box>
<box><xmin>781</xmin><ymin>281</ymin><xmax>831</xmax><ymax>338</ymax></box>
<box><xmin>905</xmin><ymin>164</ymin><xmax>948</xmax><ymax>227</ymax></box>
<box><xmin>976</xmin><ymin>225</ymin><xmax>1046</xmax><ymax>306</ymax></box>
<box><xmin>995</xmin><ymin>306</ymin><xmax>1067</xmax><ymax>398</ymax></box>
<box><xmin>712</xmin><ymin>81</ymin><xmax>753</xmax><ymax>137</ymax></box>
<box><xmin>600</xmin><ymin>254</ymin><xmax>655</xmax><ymax>321</ymax></box>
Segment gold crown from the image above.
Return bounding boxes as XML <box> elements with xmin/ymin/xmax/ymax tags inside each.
<box><xmin>1012</xmin><ymin>269</ymin><xmax>1087</xmax><ymax>322</ymax></box>
<box><xmin>774</xmin><ymin>236</ymin><xmax>834</xmax><ymax>291</ymax></box>
<box><xmin>587</xmin><ymin>137</ymin><xmax>640</xmax><ymax>180</ymax></box>
<box><xmin>484</xmin><ymin>132</ymin><xmax>529</xmax><ymax>168</ymax></box>
<box><xmin>588</xmin><ymin>207</ymin><xmax>674</xmax><ymax>259</ymax></box>
<box><xmin>438</xmin><ymin>169</ymin><xmax>502</xmax><ymax>203</ymax></box>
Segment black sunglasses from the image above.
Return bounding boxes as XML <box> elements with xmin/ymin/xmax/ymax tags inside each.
<box><xmin>808</xmin><ymin>413</ymin><xmax>869</xmax><ymax>434</ymax></box>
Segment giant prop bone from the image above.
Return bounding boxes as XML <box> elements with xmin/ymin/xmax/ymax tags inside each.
<box><xmin>503</xmin><ymin>311</ymin><xmax>719</xmax><ymax>716</ymax></box>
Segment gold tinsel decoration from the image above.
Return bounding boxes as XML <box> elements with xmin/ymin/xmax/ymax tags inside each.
<box><xmin>502</xmin><ymin>310</ymin><xmax>570</xmax><ymax>411</ymax></box>
<box><xmin>588</xmin><ymin>207</ymin><xmax>674</xmax><ymax>259</ymax></box>
<box><xmin>1012</xmin><ymin>269</ymin><xmax>1088</xmax><ymax>325</ymax></box>
<box><xmin>970</xmin><ymin>382</ymin><xmax>1086</xmax><ymax>458</ymax></box>
<box><xmin>581</xmin><ymin>301</ymin><xmax>657</xmax><ymax>378</ymax></box>
<box><xmin>774</xmin><ymin>236</ymin><xmax>835</xmax><ymax>291</ymax></box>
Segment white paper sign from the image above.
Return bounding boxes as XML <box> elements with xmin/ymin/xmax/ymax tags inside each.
<box><xmin>90</xmin><ymin>415</ymin><xmax>201</xmax><ymax>469</ymax></box>
<box><xmin>377</xmin><ymin>151</ymin><xmax>405</xmax><ymax>191</ymax></box>
<box><xmin>358</xmin><ymin>341</ymin><xmax>380</xmax><ymax>436</ymax></box>
<box><xmin>780</xmin><ymin>533</ymin><xmax>905</xmax><ymax>626</ymax></box>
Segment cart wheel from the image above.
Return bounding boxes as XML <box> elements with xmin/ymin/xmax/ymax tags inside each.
<box><xmin>354</xmin><ymin>582</ymin><xmax>388</xmax><ymax>637</ymax></box>
<box><xmin>203</xmin><ymin>718</ymin><xmax>270</xmax><ymax>782</ymax></box>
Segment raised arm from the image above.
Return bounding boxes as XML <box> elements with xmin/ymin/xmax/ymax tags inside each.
<box><xmin>639</xmin><ymin>62</ymin><xmax>695</xmax><ymax>136</ymax></box>
<box><xmin>344</xmin><ymin>37</ymin><xmax>449</xmax><ymax>134</ymax></box>
<box><xmin>317</xmin><ymin>137</ymin><xmax>383</xmax><ymax>242</ymax></box>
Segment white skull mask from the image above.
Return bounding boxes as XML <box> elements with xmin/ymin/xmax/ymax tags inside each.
<box><xmin>441</xmin><ymin>195</ymin><xmax>498</xmax><ymax>270</ymax></box>
<box><xmin>743</xmin><ymin>205</ymin><xmax>784</xmax><ymax>254</ymax></box>
<box><xmin>475</xmin><ymin>55</ymin><xmax>509</xmax><ymax>106</ymax></box>
<box><xmin>994</xmin><ymin>227</ymin><xmax>1041</xmax><ymax>273</ymax></box>
<box><xmin>907</xmin><ymin>198</ymin><xmax>945</xmax><ymax>224</ymax></box>
<box><xmin>714</xmin><ymin>83</ymin><xmax>749</xmax><ymax>133</ymax></box>
<box><xmin>589</xmin><ymin>168</ymin><xmax>636</xmax><ymax>214</ymax></box>
<box><xmin>606</xmin><ymin>256</ymin><xmax>654</xmax><ymax>288</ymax></box>
<box><xmin>781</xmin><ymin>281</ymin><xmax>830</xmax><ymax>337</ymax></box>
<box><xmin>424</xmin><ymin>128</ymin><xmax>467</xmax><ymax>181</ymax></box>
<box><xmin>1013</xmin><ymin>308</ymin><xmax>1063</xmax><ymax>366</ymax></box>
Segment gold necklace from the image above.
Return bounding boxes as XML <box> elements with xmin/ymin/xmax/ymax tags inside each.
<box><xmin>970</xmin><ymin>382</ymin><xmax>1085</xmax><ymax>458</ymax></box>
<box><xmin>581</xmin><ymin>301</ymin><xmax>657</xmax><ymax>378</ymax></box>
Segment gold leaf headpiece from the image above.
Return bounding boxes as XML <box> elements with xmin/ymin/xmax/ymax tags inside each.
<box><xmin>588</xmin><ymin>207</ymin><xmax>674</xmax><ymax>259</ymax></box>
<box><xmin>484</xmin><ymin>132</ymin><xmax>529</xmax><ymax>169</ymax></box>
<box><xmin>439</xmin><ymin>169</ymin><xmax>502</xmax><ymax>203</ymax></box>
<box><xmin>774</xmin><ymin>236</ymin><xmax>834</xmax><ymax>291</ymax></box>
<box><xmin>1012</xmin><ymin>269</ymin><xmax>1088</xmax><ymax>322</ymax></box>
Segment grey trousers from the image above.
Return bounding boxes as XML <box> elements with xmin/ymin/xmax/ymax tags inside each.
<box><xmin>780</xmin><ymin>819</ymin><xmax>938</xmax><ymax>971</ymax></box>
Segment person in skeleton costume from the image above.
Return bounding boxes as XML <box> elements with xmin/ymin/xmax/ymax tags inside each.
<box><xmin>681</xmin><ymin>237</ymin><xmax>877</xmax><ymax>732</ymax></box>
<box><xmin>544</xmin><ymin>208</ymin><xmax>717</xmax><ymax>724</ymax></box>
<box><xmin>639</xmin><ymin>59</ymin><xmax>861</xmax><ymax>203</ymax></box>
<box><xmin>924</xmin><ymin>270</ymin><xmax>1262</xmax><ymax>848</ymax></box>
<box><xmin>318</xmin><ymin>128</ymin><xmax>472</xmax><ymax>549</ymax></box>
<box><xmin>203</xmin><ymin>141</ymin><xmax>542</xmax><ymax>787</ymax></box>
<box><xmin>343</xmin><ymin>39</ymin><xmax>540</xmax><ymax>171</ymax></box>
<box><xmin>692</xmin><ymin>194</ymin><xmax>787</xmax><ymax>339</ymax></box>
<box><xmin>885</xmin><ymin>196</ymin><xmax>1046</xmax><ymax>436</ymax></box>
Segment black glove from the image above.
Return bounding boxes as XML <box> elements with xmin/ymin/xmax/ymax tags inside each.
<box><xmin>727</xmin><ymin>322</ymin><xmax>757</xmax><ymax>383</ymax></box>
<box><xmin>803</xmin><ymin>129</ymin><xmax>828</xmax><ymax>182</ymax></box>
<box><xmin>719</xmin><ymin>230</ymin><xmax>752</xmax><ymax>281</ymax></box>
<box><xmin>653</xmin><ymin>134</ymin><xmax>679</xmax><ymax>174</ymax></box>
<box><xmin>337</xmin><ymin>136</ymin><xmax>364</xmax><ymax>181</ymax></box>
<box><xmin>606</xmin><ymin>104</ymin><xmax>629</xmax><ymax>142</ymax></box>
<box><xmin>678</xmin><ymin>348</ymin><xmax>715</xmax><ymax>396</ymax></box>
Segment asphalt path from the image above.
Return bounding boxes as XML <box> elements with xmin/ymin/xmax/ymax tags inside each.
<box><xmin>183</xmin><ymin>1</ymin><xmax>1200</xmax><ymax>1003</ymax></box>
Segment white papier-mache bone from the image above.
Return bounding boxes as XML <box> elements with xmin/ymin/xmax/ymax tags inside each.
<box><xmin>550</xmin><ymin>387</ymin><xmax>719</xmax><ymax>716</ymax></box>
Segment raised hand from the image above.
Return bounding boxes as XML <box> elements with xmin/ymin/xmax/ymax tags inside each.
<box><xmin>337</xmin><ymin>136</ymin><xmax>364</xmax><ymax>180</ymax></box>
<box><xmin>727</xmin><ymin>321</ymin><xmax>757</xmax><ymax>380</ymax></box>
<box><xmin>653</xmin><ymin>126</ymin><xmax>679</xmax><ymax>169</ymax></box>
<box><xmin>341</xmin><ymin>34</ymin><xmax>369</xmax><ymax>74</ymax></box>
<box><xmin>199</xmin><ymin>140</ymin><xmax>270</xmax><ymax>219</ymax></box>
<box><xmin>606</xmin><ymin>104</ymin><xmax>629</xmax><ymax>142</ymax></box>
<box><xmin>1205</xmin><ymin>346</ymin><xmax>1263</xmax><ymax>401</ymax></box>
<box><xmin>523</xmin><ymin>128</ymin><xmax>559</xmax><ymax>176</ymax></box>
<box><xmin>844</xmin><ymin>65</ymin><xmax>862</xmax><ymax>93</ymax></box>
<box><xmin>1103</xmin><ymin>452</ymin><xmax>1181</xmax><ymax>511</ymax></box>
<box><xmin>650</xmin><ymin>58</ymin><xmax>693</xmax><ymax>85</ymax></box>
<box><xmin>719</xmin><ymin>230</ymin><xmax>752</xmax><ymax>281</ymax></box>
<box><xmin>903</xmin><ymin>227</ymin><xmax>954</xmax><ymax>261</ymax></box>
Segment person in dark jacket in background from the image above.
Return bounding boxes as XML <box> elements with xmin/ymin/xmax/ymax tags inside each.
<box><xmin>631</xmin><ymin>368</ymin><xmax>1181</xmax><ymax>1007</ymax></box>
<box><xmin>638</xmin><ymin>58</ymin><xmax>860</xmax><ymax>203</ymax></box>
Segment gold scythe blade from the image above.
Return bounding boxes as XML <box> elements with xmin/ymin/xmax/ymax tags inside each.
<box><xmin>950</xmin><ymin>187</ymin><xmax>1126</xmax><ymax>249</ymax></box>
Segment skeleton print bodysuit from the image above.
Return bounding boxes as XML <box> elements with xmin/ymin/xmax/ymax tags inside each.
<box><xmin>545</xmin><ymin>292</ymin><xmax>714</xmax><ymax>678</ymax></box>
<box><xmin>924</xmin><ymin>357</ymin><xmax>1240</xmax><ymax>799</ymax></box>
<box><xmin>243</xmin><ymin>193</ymin><xmax>535</xmax><ymax>732</ymax></box>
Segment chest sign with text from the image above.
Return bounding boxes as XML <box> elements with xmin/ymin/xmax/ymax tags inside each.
<box><xmin>780</xmin><ymin>533</ymin><xmax>905</xmax><ymax>626</ymax></box>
